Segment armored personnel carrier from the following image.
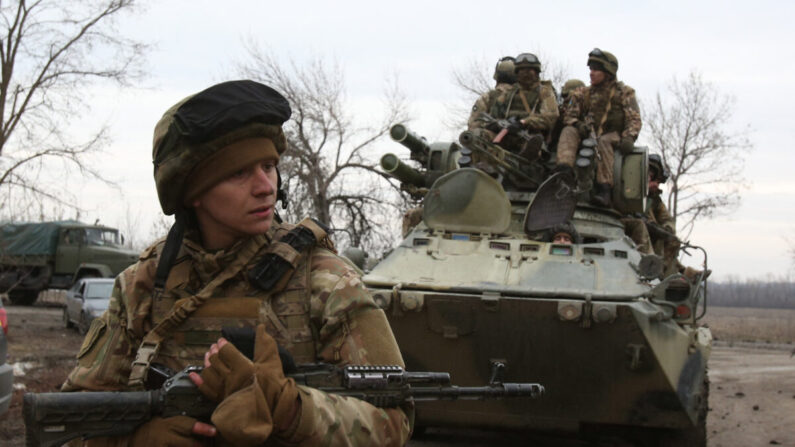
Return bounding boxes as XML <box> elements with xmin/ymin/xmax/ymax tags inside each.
<box><xmin>362</xmin><ymin>125</ymin><xmax>712</xmax><ymax>445</ymax></box>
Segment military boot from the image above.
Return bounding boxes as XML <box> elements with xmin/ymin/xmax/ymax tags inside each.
<box><xmin>517</xmin><ymin>134</ymin><xmax>545</xmax><ymax>162</ymax></box>
<box><xmin>591</xmin><ymin>183</ymin><xmax>612</xmax><ymax>207</ymax></box>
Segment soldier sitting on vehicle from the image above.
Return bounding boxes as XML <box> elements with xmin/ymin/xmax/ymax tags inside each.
<box><xmin>548</xmin><ymin>79</ymin><xmax>585</xmax><ymax>150</ymax></box>
<box><xmin>489</xmin><ymin>53</ymin><xmax>558</xmax><ymax>161</ymax></box>
<box><xmin>622</xmin><ymin>154</ymin><xmax>709</xmax><ymax>281</ymax></box>
<box><xmin>555</xmin><ymin>48</ymin><xmax>641</xmax><ymax>207</ymax></box>
<box><xmin>468</xmin><ymin>56</ymin><xmax>517</xmax><ymax>132</ymax></box>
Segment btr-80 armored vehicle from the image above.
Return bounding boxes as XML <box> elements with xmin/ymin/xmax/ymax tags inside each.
<box><xmin>362</xmin><ymin>125</ymin><xmax>711</xmax><ymax>446</ymax></box>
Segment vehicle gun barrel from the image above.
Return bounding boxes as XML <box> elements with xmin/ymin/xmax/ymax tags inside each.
<box><xmin>390</xmin><ymin>124</ymin><xmax>431</xmax><ymax>161</ymax></box>
<box><xmin>380</xmin><ymin>153</ymin><xmax>426</xmax><ymax>187</ymax></box>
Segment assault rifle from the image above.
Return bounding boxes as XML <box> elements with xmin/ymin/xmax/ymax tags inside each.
<box><xmin>24</xmin><ymin>360</ymin><xmax>543</xmax><ymax>447</ymax></box>
<box><xmin>634</xmin><ymin>213</ymin><xmax>678</xmax><ymax>243</ymax></box>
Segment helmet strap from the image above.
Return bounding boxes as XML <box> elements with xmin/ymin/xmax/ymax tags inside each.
<box><xmin>153</xmin><ymin>211</ymin><xmax>187</xmax><ymax>297</ymax></box>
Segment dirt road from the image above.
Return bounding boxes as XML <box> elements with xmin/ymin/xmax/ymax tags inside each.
<box><xmin>1</xmin><ymin>305</ymin><xmax>793</xmax><ymax>446</ymax></box>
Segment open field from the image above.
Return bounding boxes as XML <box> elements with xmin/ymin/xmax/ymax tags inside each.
<box><xmin>703</xmin><ymin>306</ymin><xmax>795</xmax><ymax>346</ymax></box>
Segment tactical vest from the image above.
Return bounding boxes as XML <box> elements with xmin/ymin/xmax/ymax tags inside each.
<box><xmin>130</xmin><ymin>221</ymin><xmax>329</xmax><ymax>382</ymax></box>
<box><xmin>585</xmin><ymin>81</ymin><xmax>626</xmax><ymax>136</ymax></box>
<box><xmin>491</xmin><ymin>83</ymin><xmax>541</xmax><ymax>120</ymax></box>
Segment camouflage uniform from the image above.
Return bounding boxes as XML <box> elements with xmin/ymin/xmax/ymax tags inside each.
<box><xmin>490</xmin><ymin>80</ymin><xmax>559</xmax><ymax>135</ymax></box>
<box><xmin>622</xmin><ymin>191</ymin><xmax>680</xmax><ymax>275</ymax></box>
<box><xmin>467</xmin><ymin>82</ymin><xmax>513</xmax><ymax>131</ymax></box>
<box><xmin>557</xmin><ymin>80</ymin><xmax>641</xmax><ymax>185</ymax></box>
<box><xmin>63</xmin><ymin>222</ymin><xmax>413</xmax><ymax>446</ymax></box>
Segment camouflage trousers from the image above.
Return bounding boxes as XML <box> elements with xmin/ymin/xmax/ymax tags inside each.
<box><xmin>556</xmin><ymin>127</ymin><xmax>618</xmax><ymax>186</ymax></box>
<box><xmin>622</xmin><ymin>218</ymin><xmax>682</xmax><ymax>277</ymax></box>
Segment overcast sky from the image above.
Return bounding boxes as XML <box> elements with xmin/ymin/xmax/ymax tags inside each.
<box><xmin>72</xmin><ymin>0</ymin><xmax>794</xmax><ymax>281</ymax></box>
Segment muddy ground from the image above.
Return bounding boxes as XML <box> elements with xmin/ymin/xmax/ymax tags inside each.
<box><xmin>1</xmin><ymin>304</ymin><xmax>793</xmax><ymax>446</ymax></box>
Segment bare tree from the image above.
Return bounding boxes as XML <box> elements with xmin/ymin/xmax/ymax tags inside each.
<box><xmin>447</xmin><ymin>52</ymin><xmax>571</xmax><ymax>131</ymax></box>
<box><xmin>0</xmin><ymin>0</ymin><xmax>147</xmax><ymax>221</ymax></box>
<box><xmin>642</xmin><ymin>70</ymin><xmax>752</xmax><ymax>236</ymax></box>
<box><xmin>234</xmin><ymin>43</ymin><xmax>410</xmax><ymax>254</ymax></box>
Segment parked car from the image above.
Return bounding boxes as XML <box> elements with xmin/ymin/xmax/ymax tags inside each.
<box><xmin>63</xmin><ymin>278</ymin><xmax>114</xmax><ymax>334</ymax></box>
<box><xmin>0</xmin><ymin>298</ymin><xmax>12</xmax><ymax>415</ymax></box>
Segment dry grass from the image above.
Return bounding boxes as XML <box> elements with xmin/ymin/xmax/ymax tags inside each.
<box><xmin>702</xmin><ymin>306</ymin><xmax>795</xmax><ymax>345</ymax></box>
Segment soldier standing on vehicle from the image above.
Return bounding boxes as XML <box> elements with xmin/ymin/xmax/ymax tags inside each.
<box><xmin>556</xmin><ymin>48</ymin><xmax>642</xmax><ymax>207</ymax></box>
<box><xmin>467</xmin><ymin>56</ymin><xmax>517</xmax><ymax>131</ymax></box>
<box><xmin>61</xmin><ymin>80</ymin><xmax>412</xmax><ymax>446</ymax></box>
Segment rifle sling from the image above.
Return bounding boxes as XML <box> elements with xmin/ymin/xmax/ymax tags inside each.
<box><xmin>127</xmin><ymin>218</ymin><xmax>329</xmax><ymax>388</ymax></box>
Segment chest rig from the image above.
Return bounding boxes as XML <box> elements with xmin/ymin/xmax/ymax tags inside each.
<box><xmin>499</xmin><ymin>84</ymin><xmax>541</xmax><ymax>120</ymax></box>
<box><xmin>127</xmin><ymin>217</ymin><xmax>331</xmax><ymax>388</ymax></box>
<box><xmin>585</xmin><ymin>81</ymin><xmax>625</xmax><ymax>136</ymax></box>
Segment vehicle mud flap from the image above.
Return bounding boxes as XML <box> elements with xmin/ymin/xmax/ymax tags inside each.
<box><xmin>523</xmin><ymin>171</ymin><xmax>578</xmax><ymax>234</ymax></box>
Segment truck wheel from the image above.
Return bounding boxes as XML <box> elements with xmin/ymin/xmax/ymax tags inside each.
<box><xmin>8</xmin><ymin>289</ymin><xmax>39</xmax><ymax>305</ymax></box>
<box><xmin>63</xmin><ymin>308</ymin><xmax>74</xmax><ymax>329</ymax></box>
<box><xmin>78</xmin><ymin>312</ymin><xmax>91</xmax><ymax>335</ymax></box>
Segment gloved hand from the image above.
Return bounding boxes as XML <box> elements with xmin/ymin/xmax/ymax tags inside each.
<box><xmin>575</xmin><ymin>121</ymin><xmax>591</xmax><ymax>138</ymax></box>
<box><xmin>126</xmin><ymin>416</ymin><xmax>212</xmax><ymax>447</ymax></box>
<box><xmin>195</xmin><ymin>325</ymin><xmax>300</xmax><ymax>446</ymax></box>
<box><xmin>617</xmin><ymin>136</ymin><xmax>635</xmax><ymax>154</ymax></box>
<box><xmin>196</xmin><ymin>337</ymin><xmax>255</xmax><ymax>403</ymax></box>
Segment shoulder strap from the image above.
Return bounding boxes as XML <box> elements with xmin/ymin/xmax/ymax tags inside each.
<box><xmin>596</xmin><ymin>84</ymin><xmax>617</xmax><ymax>136</ymax></box>
<box><xmin>249</xmin><ymin>217</ymin><xmax>330</xmax><ymax>292</ymax></box>
<box><xmin>518</xmin><ymin>89</ymin><xmax>532</xmax><ymax>115</ymax></box>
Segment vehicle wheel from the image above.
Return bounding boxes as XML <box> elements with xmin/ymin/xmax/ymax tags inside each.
<box><xmin>8</xmin><ymin>289</ymin><xmax>39</xmax><ymax>305</ymax></box>
<box><xmin>63</xmin><ymin>308</ymin><xmax>74</xmax><ymax>329</ymax></box>
<box><xmin>78</xmin><ymin>312</ymin><xmax>91</xmax><ymax>335</ymax></box>
<box><xmin>657</xmin><ymin>373</ymin><xmax>709</xmax><ymax>447</ymax></box>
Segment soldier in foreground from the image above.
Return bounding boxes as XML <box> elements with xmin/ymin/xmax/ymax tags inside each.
<box><xmin>61</xmin><ymin>80</ymin><xmax>412</xmax><ymax>446</ymax></box>
<box><xmin>556</xmin><ymin>48</ymin><xmax>642</xmax><ymax>207</ymax></box>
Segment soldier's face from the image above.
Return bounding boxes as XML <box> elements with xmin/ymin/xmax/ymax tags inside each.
<box><xmin>516</xmin><ymin>68</ymin><xmax>538</xmax><ymax>85</ymax></box>
<box><xmin>589</xmin><ymin>68</ymin><xmax>606</xmax><ymax>86</ymax></box>
<box><xmin>553</xmin><ymin>233</ymin><xmax>573</xmax><ymax>245</ymax></box>
<box><xmin>192</xmin><ymin>159</ymin><xmax>279</xmax><ymax>249</ymax></box>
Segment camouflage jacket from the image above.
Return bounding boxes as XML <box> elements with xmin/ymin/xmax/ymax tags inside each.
<box><xmin>490</xmin><ymin>80</ymin><xmax>558</xmax><ymax>133</ymax></box>
<box><xmin>63</xmin><ymin>222</ymin><xmax>412</xmax><ymax>446</ymax></box>
<box><xmin>563</xmin><ymin>80</ymin><xmax>642</xmax><ymax>140</ymax></box>
<box><xmin>645</xmin><ymin>192</ymin><xmax>675</xmax><ymax>232</ymax></box>
<box><xmin>467</xmin><ymin>82</ymin><xmax>513</xmax><ymax>130</ymax></box>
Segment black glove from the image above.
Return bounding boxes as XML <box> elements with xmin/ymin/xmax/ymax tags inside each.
<box><xmin>618</xmin><ymin>136</ymin><xmax>635</xmax><ymax>154</ymax></box>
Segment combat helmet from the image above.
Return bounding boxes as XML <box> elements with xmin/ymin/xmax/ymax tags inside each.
<box><xmin>561</xmin><ymin>79</ymin><xmax>585</xmax><ymax>98</ymax></box>
<box><xmin>493</xmin><ymin>56</ymin><xmax>517</xmax><ymax>84</ymax></box>
<box><xmin>587</xmin><ymin>48</ymin><xmax>618</xmax><ymax>76</ymax></box>
<box><xmin>515</xmin><ymin>53</ymin><xmax>542</xmax><ymax>73</ymax></box>
<box><xmin>152</xmin><ymin>80</ymin><xmax>292</xmax><ymax>216</ymax></box>
<box><xmin>648</xmin><ymin>154</ymin><xmax>670</xmax><ymax>182</ymax></box>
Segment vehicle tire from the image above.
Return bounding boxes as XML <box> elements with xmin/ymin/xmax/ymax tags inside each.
<box><xmin>8</xmin><ymin>289</ymin><xmax>39</xmax><ymax>305</ymax></box>
<box><xmin>658</xmin><ymin>373</ymin><xmax>709</xmax><ymax>447</ymax></box>
<box><xmin>63</xmin><ymin>307</ymin><xmax>74</xmax><ymax>329</ymax></box>
<box><xmin>78</xmin><ymin>312</ymin><xmax>91</xmax><ymax>335</ymax></box>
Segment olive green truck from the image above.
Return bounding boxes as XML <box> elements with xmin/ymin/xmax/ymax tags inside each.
<box><xmin>0</xmin><ymin>221</ymin><xmax>138</xmax><ymax>305</ymax></box>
